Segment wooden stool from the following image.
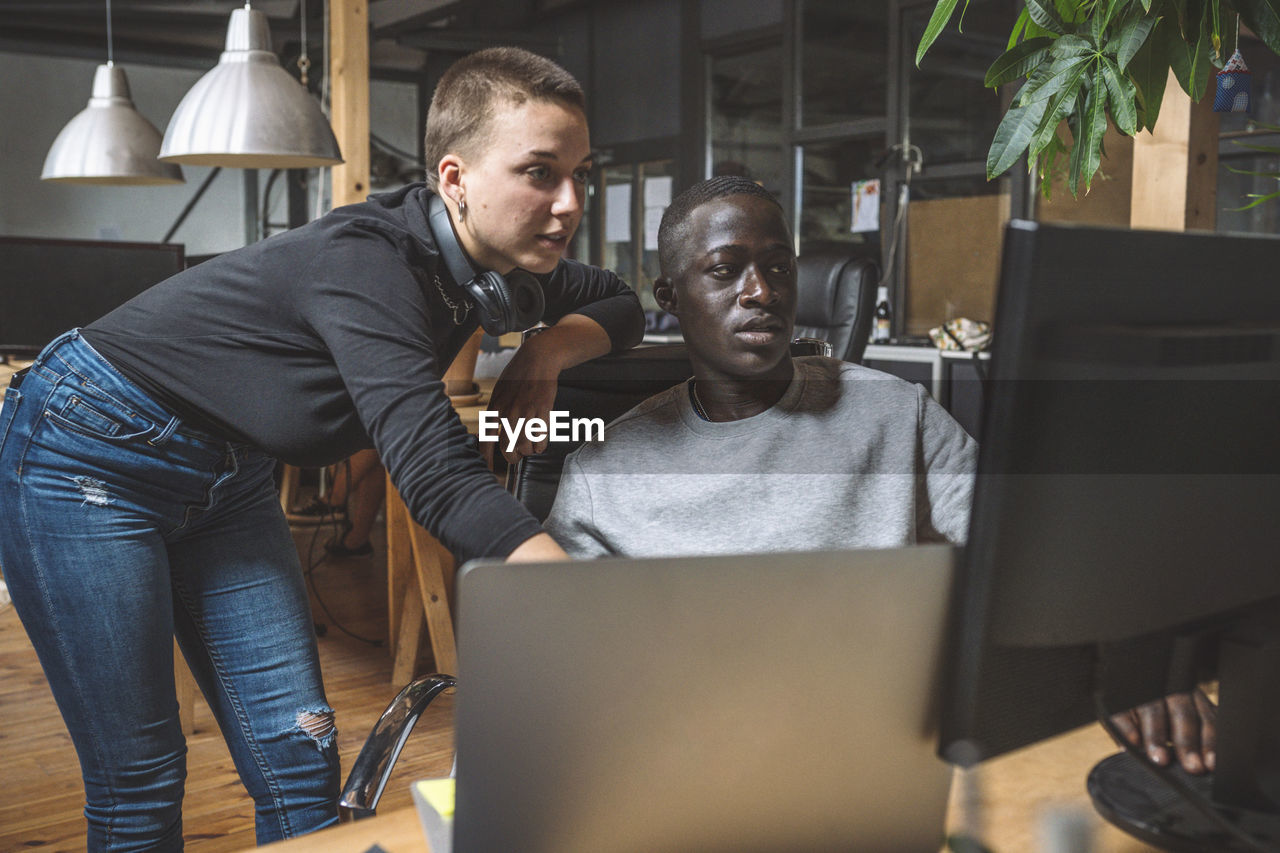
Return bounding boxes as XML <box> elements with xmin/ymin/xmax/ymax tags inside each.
<box><xmin>385</xmin><ymin>476</ymin><xmax>458</xmax><ymax>682</ymax></box>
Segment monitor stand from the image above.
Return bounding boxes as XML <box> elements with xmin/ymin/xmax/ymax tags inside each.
<box><xmin>1088</xmin><ymin>753</ymin><xmax>1280</xmax><ymax>852</ymax></box>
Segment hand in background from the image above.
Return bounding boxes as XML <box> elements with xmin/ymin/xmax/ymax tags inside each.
<box><xmin>1108</xmin><ymin>688</ymin><xmax>1217</xmax><ymax>774</ymax></box>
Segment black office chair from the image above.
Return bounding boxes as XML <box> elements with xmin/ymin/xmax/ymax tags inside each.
<box><xmin>793</xmin><ymin>249</ymin><xmax>879</xmax><ymax>364</ymax></box>
<box><xmin>338</xmin><ymin>673</ymin><xmax>457</xmax><ymax>821</ymax></box>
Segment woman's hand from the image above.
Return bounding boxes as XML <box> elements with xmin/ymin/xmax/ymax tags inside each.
<box><xmin>486</xmin><ymin>315</ymin><xmax>613</xmax><ymax>463</ymax></box>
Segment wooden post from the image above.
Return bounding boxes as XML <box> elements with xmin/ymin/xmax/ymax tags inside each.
<box><xmin>330</xmin><ymin>0</ymin><xmax>370</xmax><ymax>208</ymax></box>
<box><xmin>1130</xmin><ymin>70</ymin><xmax>1220</xmax><ymax>231</ymax></box>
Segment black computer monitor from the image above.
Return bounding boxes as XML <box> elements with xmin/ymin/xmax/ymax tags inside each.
<box><xmin>0</xmin><ymin>236</ymin><xmax>184</xmax><ymax>357</ymax></box>
<box><xmin>941</xmin><ymin>220</ymin><xmax>1280</xmax><ymax>851</ymax></box>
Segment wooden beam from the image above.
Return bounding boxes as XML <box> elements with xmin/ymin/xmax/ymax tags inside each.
<box><xmin>330</xmin><ymin>0</ymin><xmax>371</xmax><ymax>208</ymax></box>
<box><xmin>1130</xmin><ymin>69</ymin><xmax>1220</xmax><ymax>231</ymax></box>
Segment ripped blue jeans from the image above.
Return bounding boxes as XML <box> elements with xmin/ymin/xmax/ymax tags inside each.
<box><xmin>0</xmin><ymin>331</ymin><xmax>339</xmax><ymax>850</ymax></box>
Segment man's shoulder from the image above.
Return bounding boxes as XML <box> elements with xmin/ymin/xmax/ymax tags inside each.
<box><xmin>796</xmin><ymin>355</ymin><xmax>927</xmax><ymax>404</ymax></box>
<box><xmin>796</xmin><ymin>354</ymin><xmax>905</xmax><ymax>381</ymax></box>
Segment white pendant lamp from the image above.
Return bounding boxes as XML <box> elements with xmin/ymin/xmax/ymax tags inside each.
<box><xmin>159</xmin><ymin>3</ymin><xmax>343</xmax><ymax>168</ymax></box>
<box><xmin>41</xmin><ymin>0</ymin><xmax>184</xmax><ymax>185</ymax></box>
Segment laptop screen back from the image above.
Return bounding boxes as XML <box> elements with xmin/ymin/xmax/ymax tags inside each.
<box><xmin>453</xmin><ymin>546</ymin><xmax>956</xmax><ymax>853</ymax></box>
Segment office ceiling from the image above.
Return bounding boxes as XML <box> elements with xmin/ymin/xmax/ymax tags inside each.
<box><xmin>0</xmin><ymin>0</ymin><xmax>587</xmax><ymax>79</ymax></box>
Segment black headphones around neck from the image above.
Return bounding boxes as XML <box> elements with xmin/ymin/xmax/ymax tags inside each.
<box><xmin>426</xmin><ymin>193</ymin><xmax>545</xmax><ymax>336</ymax></box>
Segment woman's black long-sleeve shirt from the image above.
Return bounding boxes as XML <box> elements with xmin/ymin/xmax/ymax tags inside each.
<box><xmin>83</xmin><ymin>183</ymin><xmax>645</xmax><ymax>564</ymax></box>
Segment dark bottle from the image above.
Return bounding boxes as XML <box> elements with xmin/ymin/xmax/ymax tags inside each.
<box><xmin>873</xmin><ymin>285</ymin><xmax>892</xmax><ymax>343</ymax></box>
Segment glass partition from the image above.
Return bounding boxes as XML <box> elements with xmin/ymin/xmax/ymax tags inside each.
<box><xmin>800</xmin><ymin>0</ymin><xmax>888</xmax><ymax>127</ymax></box>
<box><xmin>797</xmin><ymin>137</ymin><xmax>885</xmax><ymax>256</ymax></box>
<box><xmin>708</xmin><ymin>44</ymin><xmax>786</xmax><ymax>192</ymax></box>
<box><xmin>598</xmin><ymin>160</ymin><xmax>674</xmax><ymax>312</ymax></box>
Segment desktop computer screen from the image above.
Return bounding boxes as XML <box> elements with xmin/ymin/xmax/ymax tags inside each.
<box><xmin>0</xmin><ymin>236</ymin><xmax>184</xmax><ymax>356</ymax></box>
<box><xmin>941</xmin><ymin>221</ymin><xmax>1280</xmax><ymax>851</ymax></box>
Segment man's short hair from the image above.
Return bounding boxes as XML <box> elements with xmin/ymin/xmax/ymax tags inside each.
<box><xmin>658</xmin><ymin>176</ymin><xmax>784</xmax><ymax>279</ymax></box>
<box><xmin>424</xmin><ymin>47</ymin><xmax>586</xmax><ymax>191</ymax></box>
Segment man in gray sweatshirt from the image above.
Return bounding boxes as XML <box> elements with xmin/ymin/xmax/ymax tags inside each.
<box><xmin>545</xmin><ymin>173</ymin><xmax>1218</xmax><ymax>780</ymax></box>
<box><xmin>545</xmin><ymin>175</ymin><xmax>975</xmax><ymax>558</ymax></box>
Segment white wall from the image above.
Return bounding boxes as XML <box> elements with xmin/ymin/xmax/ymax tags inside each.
<box><xmin>0</xmin><ymin>51</ymin><xmax>248</xmax><ymax>255</ymax></box>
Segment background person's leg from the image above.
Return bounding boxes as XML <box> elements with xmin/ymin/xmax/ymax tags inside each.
<box><xmin>326</xmin><ymin>449</ymin><xmax>385</xmax><ymax>556</ymax></box>
<box><xmin>289</xmin><ymin>448</ymin><xmax>382</xmax><ymax>524</ymax></box>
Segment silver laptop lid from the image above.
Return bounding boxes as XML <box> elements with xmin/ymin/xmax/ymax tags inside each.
<box><xmin>453</xmin><ymin>545</ymin><xmax>956</xmax><ymax>853</ymax></box>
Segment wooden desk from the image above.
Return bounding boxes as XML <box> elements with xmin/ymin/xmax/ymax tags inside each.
<box><xmin>253</xmin><ymin>725</ymin><xmax>1165</xmax><ymax>852</ymax></box>
<box><xmin>384</xmin><ymin>382</ymin><xmax>494</xmax><ymax>684</ymax></box>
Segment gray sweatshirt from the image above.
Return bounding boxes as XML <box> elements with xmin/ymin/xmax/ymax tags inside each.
<box><xmin>546</xmin><ymin>356</ymin><xmax>977</xmax><ymax>558</ymax></box>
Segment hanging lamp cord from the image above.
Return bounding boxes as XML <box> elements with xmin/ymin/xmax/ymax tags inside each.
<box><xmin>105</xmin><ymin>0</ymin><xmax>113</xmax><ymax>64</ymax></box>
<box><xmin>297</xmin><ymin>0</ymin><xmax>311</xmax><ymax>86</ymax></box>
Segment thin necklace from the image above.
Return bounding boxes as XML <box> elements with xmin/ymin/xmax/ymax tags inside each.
<box><xmin>433</xmin><ymin>273</ymin><xmax>472</xmax><ymax>325</ymax></box>
<box><xmin>689</xmin><ymin>380</ymin><xmax>712</xmax><ymax>421</ymax></box>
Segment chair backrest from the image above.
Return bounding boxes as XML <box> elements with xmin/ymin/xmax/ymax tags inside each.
<box><xmin>508</xmin><ymin>340</ymin><xmax>827</xmax><ymax>521</ymax></box>
<box><xmin>793</xmin><ymin>249</ymin><xmax>879</xmax><ymax>364</ymax></box>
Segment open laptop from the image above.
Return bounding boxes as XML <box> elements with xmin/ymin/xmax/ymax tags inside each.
<box><xmin>435</xmin><ymin>545</ymin><xmax>957</xmax><ymax>853</ymax></box>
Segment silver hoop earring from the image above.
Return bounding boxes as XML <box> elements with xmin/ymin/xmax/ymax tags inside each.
<box><xmin>457</xmin><ymin>199</ymin><xmax>467</xmax><ymax>223</ymax></box>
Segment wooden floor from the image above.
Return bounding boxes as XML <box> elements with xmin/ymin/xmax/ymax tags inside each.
<box><xmin>0</xmin><ymin>513</ymin><xmax>456</xmax><ymax>852</ymax></box>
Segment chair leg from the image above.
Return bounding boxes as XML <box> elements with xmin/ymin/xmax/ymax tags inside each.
<box><xmin>338</xmin><ymin>673</ymin><xmax>458</xmax><ymax>821</ymax></box>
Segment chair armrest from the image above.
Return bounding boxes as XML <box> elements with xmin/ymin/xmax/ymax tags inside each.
<box><xmin>338</xmin><ymin>673</ymin><xmax>458</xmax><ymax>822</ymax></box>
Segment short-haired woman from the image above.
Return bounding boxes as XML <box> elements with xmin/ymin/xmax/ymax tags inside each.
<box><xmin>0</xmin><ymin>46</ymin><xmax>642</xmax><ymax>850</ymax></box>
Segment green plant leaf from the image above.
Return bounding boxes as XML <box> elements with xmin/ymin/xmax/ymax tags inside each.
<box><xmin>985</xmin><ymin>37</ymin><xmax>1055</xmax><ymax>86</ymax></box>
<box><xmin>1129</xmin><ymin>18</ymin><xmax>1171</xmax><ymax>129</ymax></box>
<box><xmin>1225</xmin><ymin>163</ymin><xmax>1280</xmax><ymax>176</ymax></box>
<box><xmin>916</xmin><ymin>0</ymin><xmax>961</xmax><ymax>66</ymax></box>
<box><xmin>1055</xmin><ymin>0</ymin><xmax>1085</xmax><ymax>24</ymax></box>
<box><xmin>1228</xmin><ymin>188</ymin><xmax>1280</xmax><ymax>210</ymax></box>
<box><xmin>1141</xmin><ymin>0</ymin><xmax>1152</xmax><ymax>10</ymax></box>
<box><xmin>1055</xmin><ymin>33</ymin><xmax>1102</xmax><ymax>55</ymax></box>
<box><xmin>1230</xmin><ymin>141</ymin><xmax>1280</xmax><ymax>155</ymax></box>
<box><xmin>1067</xmin><ymin>111</ymin><xmax>1087</xmax><ymax>194</ymax></box>
<box><xmin>988</xmin><ymin>97</ymin><xmax>1053</xmax><ymax>179</ymax></box>
<box><xmin>1008</xmin><ymin>7</ymin><xmax>1031</xmax><ymax>48</ymax></box>
<box><xmin>1101</xmin><ymin>58</ymin><xmax>1139</xmax><ymax>134</ymax></box>
<box><xmin>1029</xmin><ymin>92</ymin><xmax>1069</xmax><ymax>154</ymax></box>
<box><xmin>1109</xmin><ymin>9</ymin><xmax>1159</xmax><ymax>71</ymax></box>
<box><xmin>1103</xmin><ymin>0</ymin><xmax>1127</xmax><ymax>28</ymax></box>
<box><xmin>1161</xmin><ymin>0</ymin><xmax>1213</xmax><ymax>99</ymax></box>
<box><xmin>1233</xmin><ymin>0</ymin><xmax>1280</xmax><ymax>58</ymax></box>
<box><xmin>1037</xmin><ymin>130</ymin><xmax>1069</xmax><ymax>197</ymax></box>
<box><xmin>1026</xmin><ymin>59</ymin><xmax>1095</xmax><ymax>188</ymax></box>
<box><xmin>1019</xmin><ymin>50</ymin><xmax>1092</xmax><ymax>103</ymax></box>
<box><xmin>1080</xmin><ymin>64</ymin><xmax>1111</xmax><ymax>189</ymax></box>
<box><xmin>1026</xmin><ymin>0</ymin><xmax>1067</xmax><ymax>34</ymax></box>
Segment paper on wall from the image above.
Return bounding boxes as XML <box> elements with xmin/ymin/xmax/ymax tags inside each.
<box><xmin>851</xmin><ymin>179</ymin><xmax>880</xmax><ymax>233</ymax></box>
<box><xmin>605</xmin><ymin>183</ymin><xmax>632</xmax><ymax>243</ymax></box>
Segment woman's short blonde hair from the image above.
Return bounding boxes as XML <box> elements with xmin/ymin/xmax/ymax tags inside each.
<box><xmin>424</xmin><ymin>46</ymin><xmax>586</xmax><ymax>190</ymax></box>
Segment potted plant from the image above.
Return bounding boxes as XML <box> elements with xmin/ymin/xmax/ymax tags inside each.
<box><xmin>916</xmin><ymin>0</ymin><xmax>1280</xmax><ymax>196</ymax></box>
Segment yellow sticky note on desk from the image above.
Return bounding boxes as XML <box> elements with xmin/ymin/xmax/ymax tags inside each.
<box><xmin>413</xmin><ymin>778</ymin><xmax>455</xmax><ymax>819</ymax></box>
